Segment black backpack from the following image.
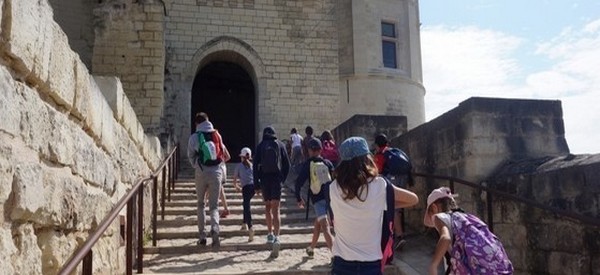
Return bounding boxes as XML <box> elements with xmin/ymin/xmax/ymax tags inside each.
<box><xmin>260</xmin><ymin>140</ymin><xmax>281</xmax><ymax>174</ymax></box>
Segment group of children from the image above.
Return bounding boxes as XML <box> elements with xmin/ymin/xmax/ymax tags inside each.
<box><xmin>229</xmin><ymin>132</ymin><xmax>513</xmax><ymax>275</ymax></box>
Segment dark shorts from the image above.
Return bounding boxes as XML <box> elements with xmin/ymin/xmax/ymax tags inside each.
<box><xmin>260</xmin><ymin>174</ymin><xmax>282</xmax><ymax>201</ymax></box>
<box><xmin>331</xmin><ymin>256</ymin><xmax>382</xmax><ymax>275</ymax></box>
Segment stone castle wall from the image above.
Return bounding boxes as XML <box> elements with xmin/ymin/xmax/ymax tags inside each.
<box><xmin>0</xmin><ymin>1</ymin><xmax>163</xmax><ymax>274</ymax></box>
<box><xmin>92</xmin><ymin>0</ymin><xmax>166</xmax><ymax>133</ymax></box>
<box><xmin>163</xmin><ymin>0</ymin><xmax>341</xmax><ymax>142</ymax></box>
<box><xmin>487</xmin><ymin>156</ymin><xmax>600</xmax><ymax>274</ymax></box>
<box><xmin>394</xmin><ymin>97</ymin><xmax>570</xmax><ymax>226</ymax></box>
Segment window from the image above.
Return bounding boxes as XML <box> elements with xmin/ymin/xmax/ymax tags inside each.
<box><xmin>381</xmin><ymin>22</ymin><xmax>397</xmax><ymax>69</ymax></box>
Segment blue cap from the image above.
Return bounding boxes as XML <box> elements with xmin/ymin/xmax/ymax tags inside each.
<box><xmin>339</xmin><ymin>137</ymin><xmax>371</xmax><ymax>161</ymax></box>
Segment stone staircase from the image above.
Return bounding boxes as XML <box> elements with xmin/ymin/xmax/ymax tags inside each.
<box><xmin>142</xmin><ymin>168</ymin><xmax>334</xmax><ymax>274</ymax></box>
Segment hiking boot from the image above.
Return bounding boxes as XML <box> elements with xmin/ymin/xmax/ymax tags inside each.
<box><xmin>270</xmin><ymin>237</ymin><xmax>280</xmax><ymax>258</ymax></box>
<box><xmin>266</xmin><ymin>233</ymin><xmax>275</xmax><ymax>244</ymax></box>
<box><xmin>211</xmin><ymin>231</ymin><xmax>220</xmax><ymax>249</ymax></box>
<box><xmin>305</xmin><ymin>247</ymin><xmax>314</xmax><ymax>258</ymax></box>
<box><xmin>248</xmin><ymin>228</ymin><xmax>254</xmax><ymax>242</ymax></box>
<box><xmin>197</xmin><ymin>238</ymin><xmax>207</xmax><ymax>246</ymax></box>
<box><xmin>394</xmin><ymin>236</ymin><xmax>406</xmax><ymax>251</ymax></box>
<box><xmin>220</xmin><ymin>210</ymin><xmax>229</xmax><ymax>218</ymax></box>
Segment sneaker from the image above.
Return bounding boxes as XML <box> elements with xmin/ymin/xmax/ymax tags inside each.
<box><xmin>305</xmin><ymin>247</ymin><xmax>314</xmax><ymax>258</ymax></box>
<box><xmin>220</xmin><ymin>210</ymin><xmax>229</xmax><ymax>218</ymax></box>
<box><xmin>266</xmin><ymin>233</ymin><xmax>275</xmax><ymax>244</ymax></box>
<box><xmin>248</xmin><ymin>228</ymin><xmax>254</xmax><ymax>242</ymax></box>
<box><xmin>211</xmin><ymin>231</ymin><xmax>220</xmax><ymax>249</ymax></box>
<box><xmin>197</xmin><ymin>238</ymin><xmax>207</xmax><ymax>246</ymax></box>
<box><xmin>270</xmin><ymin>237</ymin><xmax>280</xmax><ymax>258</ymax></box>
<box><xmin>240</xmin><ymin>224</ymin><xmax>248</xmax><ymax>231</ymax></box>
<box><xmin>394</xmin><ymin>236</ymin><xmax>406</xmax><ymax>251</ymax></box>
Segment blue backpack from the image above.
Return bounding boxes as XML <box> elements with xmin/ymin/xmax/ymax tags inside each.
<box><xmin>382</xmin><ymin>148</ymin><xmax>414</xmax><ymax>186</ymax></box>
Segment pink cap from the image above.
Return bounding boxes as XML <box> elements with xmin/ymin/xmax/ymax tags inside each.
<box><xmin>423</xmin><ymin>187</ymin><xmax>456</xmax><ymax>227</ymax></box>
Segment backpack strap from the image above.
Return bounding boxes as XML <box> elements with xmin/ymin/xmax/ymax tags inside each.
<box><xmin>380</xmin><ymin>177</ymin><xmax>395</xmax><ymax>272</ymax></box>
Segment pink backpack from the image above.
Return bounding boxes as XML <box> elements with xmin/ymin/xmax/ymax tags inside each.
<box><xmin>448</xmin><ymin>211</ymin><xmax>514</xmax><ymax>274</ymax></box>
<box><xmin>321</xmin><ymin>140</ymin><xmax>339</xmax><ymax>163</ymax></box>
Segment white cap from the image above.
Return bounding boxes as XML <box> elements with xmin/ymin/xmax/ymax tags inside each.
<box><xmin>239</xmin><ymin>147</ymin><xmax>252</xmax><ymax>157</ymax></box>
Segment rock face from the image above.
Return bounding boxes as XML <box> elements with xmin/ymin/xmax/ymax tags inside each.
<box><xmin>0</xmin><ymin>1</ymin><xmax>163</xmax><ymax>274</ymax></box>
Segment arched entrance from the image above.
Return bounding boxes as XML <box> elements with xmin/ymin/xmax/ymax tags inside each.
<box><xmin>191</xmin><ymin>61</ymin><xmax>255</xmax><ymax>162</ymax></box>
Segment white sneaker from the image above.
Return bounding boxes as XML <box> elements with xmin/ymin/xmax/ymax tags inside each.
<box><xmin>270</xmin><ymin>237</ymin><xmax>280</xmax><ymax>258</ymax></box>
<box><xmin>240</xmin><ymin>224</ymin><xmax>248</xmax><ymax>231</ymax></box>
<box><xmin>248</xmin><ymin>228</ymin><xmax>254</xmax><ymax>242</ymax></box>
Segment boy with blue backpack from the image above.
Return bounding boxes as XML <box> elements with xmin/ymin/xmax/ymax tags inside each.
<box><xmin>424</xmin><ymin>187</ymin><xmax>513</xmax><ymax>275</ymax></box>
<box><xmin>373</xmin><ymin>133</ymin><xmax>413</xmax><ymax>251</ymax></box>
<box><xmin>294</xmin><ymin>137</ymin><xmax>334</xmax><ymax>259</ymax></box>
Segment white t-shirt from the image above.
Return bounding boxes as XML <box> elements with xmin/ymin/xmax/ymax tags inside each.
<box><xmin>290</xmin><ymin>133</ymin><xmax>303</xmax><ymax>148</ymax></box>
<box><xmin>329</xmin><ymin>176</ymin><xmax>387</xmax><ymax>261</ymax></box>
<box><xmin>433</xmin><ymin>212</ymin><xmax>453</xmax><ymax>252</ymax></box>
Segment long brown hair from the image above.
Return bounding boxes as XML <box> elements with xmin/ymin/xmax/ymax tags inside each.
<box><xmin>334</xmin><ymin>154</ymin><xmax>378</xmax><ymax>201</ymax></box>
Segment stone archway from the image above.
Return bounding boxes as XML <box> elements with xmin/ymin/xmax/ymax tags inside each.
<box><xmin>192</xmin><ymin>60</ymin><xmax>255</xmax><ymax>162</ymax></box>
<box><xmin>186</xmin><ymin>36</ymin><xmax>267</xmax><ymax>162</ymax></box>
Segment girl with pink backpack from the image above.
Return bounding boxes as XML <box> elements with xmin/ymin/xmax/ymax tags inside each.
<box><xmin>424</xmin><ymin>187</ymin><xmax>513</xmax><ymax>275</ymax></box>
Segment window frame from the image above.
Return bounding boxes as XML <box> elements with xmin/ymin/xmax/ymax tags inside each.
<box><xmin>381</xmin><ymin>21</ymin><xmax>398</xmax><ymax>69</ymax></box>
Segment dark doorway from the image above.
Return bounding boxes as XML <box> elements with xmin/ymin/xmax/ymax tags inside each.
<box><xmin>191</xmin><ymin>61</ymin><xmax>255</xmax><ymax>163</ymax></box>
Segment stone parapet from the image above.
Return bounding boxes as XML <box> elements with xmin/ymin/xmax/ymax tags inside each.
<box><xmin>0</xmin><ymin>1</ymin><xmax>164</xmax><ymax>274</ymax></box>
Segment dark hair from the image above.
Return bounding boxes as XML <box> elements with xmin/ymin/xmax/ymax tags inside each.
<box><xmin>320</xmin><ymin>130</ymin><xmax>333</xmax><ymax>141</ymax></box>
<box><xmin>374</xmin><ymin>133</ymin><xmax>388</xmax><ymax>147</ymax></box>
<box><xmin>334</xmin><ymin>154</ymin><xmax>378</xmax><ymax>201</ymax></box>
<box><xmin>434</xmin><ymin>197</ymin><xmax>459</xmax><ymax>212</ymax></box>
<box><xmin>291</xmin><ymin>128</ymin><xmax>297</xmax><ymax>134</ymax></box>
<box><xmin>194</xmin><ymin>112</ymin><xmax>208</xmax><ymax>124</ymax></box>
<box><xmin>305</xmin><ymin>126</ymin><xmax>313</xmax><ymax>136</ymax></box>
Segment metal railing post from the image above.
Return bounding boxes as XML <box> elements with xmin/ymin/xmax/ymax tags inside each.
<box><xmin>449</xmin><ymin>179</ymin><xmax>455</xmax><ymax>193</ymax></box>
<box><xmin>487</xmin><ymin>191</ymin><xmax>494</xmax><ymax>232</ymax></box>
<box><xmin>153</xmin><ymin>176</ymin><xmax>158</xmax><ymax>246</ymax></box>
<box><xmin>137</xmin><ymin>186</ymin><xmax>144</xmax><ymax>274</ymax></box>
<box><xmin>82</xmin><ymin>250</ymin><xmax>93</xmax><ymax>275</ymax></box>
<box><xmin>126</xmin><ymin>199</ymin><xmax>134</xmax><ymax>275</ymax></box>
<box><xmin>161</xmin><ymin>167</ymin><xmax>166</xmax><ymax>221</ymax></box>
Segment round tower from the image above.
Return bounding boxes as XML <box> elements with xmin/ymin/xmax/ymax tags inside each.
<box><xmin>337</xmin><ymin>0</ymin><xmax>425</xmax><ymax>129</ymax></box>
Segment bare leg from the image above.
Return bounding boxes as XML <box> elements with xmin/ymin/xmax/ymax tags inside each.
<box><xmin>271</xmin><ymin>200</ymin><xmax>281</xmax><ymax>236</ymax></box>
<box><xmin>394</xmin><ymin>210</ymin><xmax>403</xmax><ymax>236</ymax></box>
<box><xmin>310</xmin><ymin>219</ymin><xmax>320</xmax><ymax>249</ymax></box>
<box><xmin>319</xmin><ymin>218</ymin><xmax>333</xmax><ymax>250</ymax></box>
<box><xmin>265</xmin><ymin>201</ymin><xmax>273</xmax><ymax>233</ymax></box>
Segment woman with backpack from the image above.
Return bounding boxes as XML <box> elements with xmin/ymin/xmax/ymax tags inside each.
<box><xmin>424</xmin><ymin>187</ymin><xmax>514</xmax><ymax>275</ymax></box>
<box><xmin>329</xmin><ymin>137</ymin><xmax>418</xmax><ymax>275</ymax></box>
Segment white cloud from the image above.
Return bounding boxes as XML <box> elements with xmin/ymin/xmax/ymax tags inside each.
<box><xmin>421</xmin><ymin>20</ymin><xmax>600</xmax><ymax>154</ymax></box>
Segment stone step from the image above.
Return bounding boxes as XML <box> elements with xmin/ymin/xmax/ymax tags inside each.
<box><xmin>165</xmin><ymin>199</ymin><xmax>290</xmax><ymax>207</ymax></box>
<box><xmin>167</xmin><ymin>194</ymin><xmax>297</xmax><ymax>203</ymax></box>
<box><xmin>157</xmin><ymin>226</ymin><xmax>314</xmax><ymax>240</ymax></box>
<box><xmin>144</xmin><ymin>237</ymin><xmax>327</xmax><ymax>254</ymax></box>
<box><xmin>164</xmin><ymin>206</ymin><xmax>306</xmax><ymax>216</ymax></box>
<box><xmin>142</xmin><ymin>247</ymin><xmax>333</xmax><ymax>274</ymax></box>
<box><xmin>157</xmin><ymin>215</ymin><xmax>315</xmax><ymax>227</ymax></box>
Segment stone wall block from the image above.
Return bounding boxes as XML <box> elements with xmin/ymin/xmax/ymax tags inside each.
<box><xmin>0</xmin><ymin>66</ymin><xmax>20</xmax><ymax>136</ymax></box>
<box><xmin>547</xmin><ymin>252</ymin><xmax>589</xmax><ymax>275</ymax></box>
<box><xmin>494</xmin><ymin>223</ymin><xmax>526</xmax><ymax>249</ymax></box>
<box><xmin>37</xmin><ymin>229</ymin><xmax>79</xmax><ymax>275</ymax></box>
<box><xmin>115</xmin><ymin>127</ymin><xmax>148</xmax><ymax>184</ymax></box>
<box><xmin>71</xmin><ymin>129</ymin><xmax>117</xmax><ymax>194</ymax></box>
<box><xmin>72</xmin><ymin>59</ymin><xmax>92</xmax><ymax>122</ymax></box>
<box><xmin>84</xmin><ymin>77</ymin><xmax>105</xmax><ymax>140</ymax></box>
<box><xmin>10</xmin><ymin>163</ymin><xmax>44</xmax><ymax>222</ymax></box>
<box><xmin>12</xmin><ymin>224</ymin><xmax>43</xmax><ymax>275</ymax></box>
<box><xmin>100</xmin><ymin>100</ymin><xmax>117</xmax><ymax>158</ymax></box>
<box><xmin>0</xmin><ymin>227</ymin><xmax>17</xmax><ymax>275</ymax></box>
<box><xmin>93</xmin><ymin>76</ymin><xmax>125</xmax><ymax>122</ymax></box>
<box><xmin>46</xmin><ymin>24</ymin><xmax>76</xmax><ymax>109</ymax></box>
<box><xmin>4</xmin><ymin>0</ymin><xmax>53</xmax><ymax>83</ymax></box>
<box><xmin>47</xmin><ymin>108</ymin><xmax>75</xmax><ymax>166</ymax></box>
<box><xmin>0</xmin><ymin>141</ymin><xmax>13</xmax><ymax>208</ymax></box>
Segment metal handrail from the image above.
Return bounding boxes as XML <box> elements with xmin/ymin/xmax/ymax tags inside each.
<box><xmin>59</xmin><ymin>144</ymin><xmax>179</xmax><ymax>275</ymax></box>
<box><xmin>413</xmin><ymin>172</ymin><xmax>600</xmax><ymax>229</ymax></box>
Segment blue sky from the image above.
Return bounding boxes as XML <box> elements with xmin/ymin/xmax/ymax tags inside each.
<box><xmin>419</xmin><ymin>0</ymin><xmax>600</xmax><ymax>154</ymax></box>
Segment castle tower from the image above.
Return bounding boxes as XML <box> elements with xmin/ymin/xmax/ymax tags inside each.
<box><xmin>337</xmin><ymin>0</ymin><xmax>425</xmax><ymax>129</ymax></box>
